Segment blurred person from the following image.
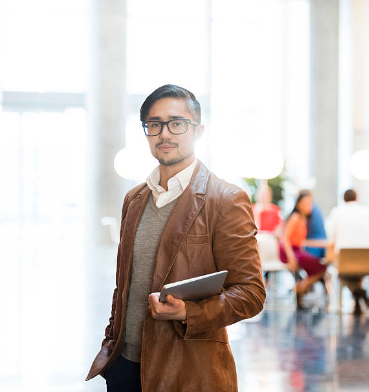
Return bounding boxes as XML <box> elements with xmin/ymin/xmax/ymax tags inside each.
<box><xmin>86</xmin><ymin>84</ymin><xmax>266</xmax><ymax>391</ymax></box>
<box><xmin>279</xmin><ymin>190</ymin><xmax>329</xmax><ymax>309</ymax></box>
<box><xmin>253</xmin><ymin>184</ymin><xmax>283</xmax><ymax>236</ymax></box>
<box><xmin>329</xmin><ymin>189</ymin><xmax>369</xmax><ymax>315</ymax></box>
<box><xmin>305</xmin><ymin>202</ymin><xmax>327</xmax><ymax>258</ymax></box>
<box><xmin>253</xmin><ymin>184</ymin><xmax>283</xmax><ymax>288</ymax></box>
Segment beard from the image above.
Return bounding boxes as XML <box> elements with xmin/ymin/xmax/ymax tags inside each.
<box><xmin>157</xmin><ymin>153</ymin><xmax>191</xmax><ymax>166</ymax></box>
<box><xmin>154</xmin><ymin>140</ymin><xmax>193</xmax><ymax>166</ymax></box>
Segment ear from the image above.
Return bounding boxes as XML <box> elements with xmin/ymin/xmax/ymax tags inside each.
<box><xmin>194</xmin><ymin>125</ymin><xmax>204</xmax><ymax>141</ymax></box>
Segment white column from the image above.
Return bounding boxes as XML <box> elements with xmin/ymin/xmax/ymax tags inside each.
<box><xmin>338</xmin><ymin>0</ymin><xmax>353</xmax><ymax>200</ymax></box>
<box><xmin>352</xmin><ymin>0</ymin><xmax>369</xmax><ymax>206</ymax></box>
<box><xmin>309</xmin><ymin>0</ymin><xmax>339</xmax><ymax>215</ymax></box>
<box><xmin>86</xmin><ymin>0</ymin><xmax>128</xmax><ymax>243</ymax></box>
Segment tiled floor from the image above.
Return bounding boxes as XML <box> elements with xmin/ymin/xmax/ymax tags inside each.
<box><xmin>1</xmin><ymin>222</ymin><xmax>369</xmax><ymax>392</ymax></box>
<box><xmin>229</xmin><ymin>310</ymin><xmax>369</xmax><ymax>392</ymax></box>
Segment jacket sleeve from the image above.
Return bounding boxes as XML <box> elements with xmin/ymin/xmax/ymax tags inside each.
<box><xmin>175</xmin><ymin>188</ymin><xmax>266</xmax><ymax>338</ymax></box>
<box><xmin>101</xmin><ymin>192</ymin><xmax>131</xmax><ymax>347</ymax></box>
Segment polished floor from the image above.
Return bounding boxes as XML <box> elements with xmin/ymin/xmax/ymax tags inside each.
<box><xmin>1</xmin><ymin>222</ymin><xmax>369</xmax><ymax>392</ymax></box>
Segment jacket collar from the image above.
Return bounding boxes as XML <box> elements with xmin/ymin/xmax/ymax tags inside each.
<box><xmin>189</xmin><ymin>160</ymin><xmax>209</xmax><ymax>197</ymax></box>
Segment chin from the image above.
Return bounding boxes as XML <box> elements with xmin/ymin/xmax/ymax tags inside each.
<box><xmin>158</xmin><ymin>155</ymin><xmax>187</xmax><ymax>166</ymax></box>
<box><xmin>159</xmin><ymin>158</ymin><xmax>181</xmax><ymax>166</ymax></box>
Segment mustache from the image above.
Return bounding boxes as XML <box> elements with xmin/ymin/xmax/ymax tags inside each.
<box><xmin>155</xmin><ymin>141</ymin><xmax>178</xmax><ymax>148</ymax></box>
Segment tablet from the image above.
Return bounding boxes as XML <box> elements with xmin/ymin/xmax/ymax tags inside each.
<box><xmin>159</xmin><ymin>270</ymin><xmax>228</xmax><ymax>303</ymax></box>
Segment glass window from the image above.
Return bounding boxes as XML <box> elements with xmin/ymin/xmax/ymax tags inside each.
<box><xmin>0</xmin><ymin>0</ymin><xmax>88</xmax><ymax>92</ymax></box>
<box><xmin>125</xmin><ymin>0</ymin><xmax>310</xmax><ymax>184</ymax></box>
<box><xmin>126</xmin><ymin>0</ymin><xmax>209</xmax><ymax>95</ymax></box>
<box><xmin>211</xmin><ymin>0</ymin><xmax>284</xmax><ymax>151</ymax></box>
<box><xmin>0</xmin><ymin>108</ymin><xmax>86</xmax><ymax>221</ymax></box>
<box><xmin>127</xmin><ymin>0</ymin><xmax>208</xmax><ymax>19</ymax></box>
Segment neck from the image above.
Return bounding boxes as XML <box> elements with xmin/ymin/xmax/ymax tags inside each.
<box><xmin>159</xmin><ymin>156</ymin><xmax>195</xmax><ymax>191</ymax></box>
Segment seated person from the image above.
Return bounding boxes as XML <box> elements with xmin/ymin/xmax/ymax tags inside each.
<box><xmin>279</xmin><ymin>190</ymin><xmax>330</xmax><ymax>309</ymax></box>
<box><xmin>253</xmin><ymin>185</ymin><xmax>283</xmax><ymax>288</ymax></box>
<box><xmin>306</xmin><ymin>202</ymin><xmax>327</xmax><ymax>258</ymax></box>
<box><xmin>328</xmin><ymin>189</ymin><xmax>369</xmax><ymax>315</ymax></box>
<box><xmin>253</xmin><ymin>184</ymin><xmax>283</xmax><ymax>236</ymax></box>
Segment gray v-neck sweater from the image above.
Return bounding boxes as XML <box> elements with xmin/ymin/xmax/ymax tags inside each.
<box><xmin>122</xmin><ymin>194</ymin><xmax>178</xmax><ymax>362</ymax></box>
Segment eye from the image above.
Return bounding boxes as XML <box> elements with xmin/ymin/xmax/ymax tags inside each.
<box><xmin>171</xmin><ymin>120</ymin><xmax>186</xmax><ymax>128</ymax></box>
<box><xmin>149</xmin><ymin>122</ymin><xmax>160</xmax><ymax>128</ymax></box>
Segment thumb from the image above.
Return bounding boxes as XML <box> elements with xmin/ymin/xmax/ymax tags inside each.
<box><xmin>165</xmin><ymin>294</ymin><xmax>175</xmax><ymax>303</ymax></box>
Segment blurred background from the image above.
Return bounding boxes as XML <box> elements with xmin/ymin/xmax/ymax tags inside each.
<box><xmin>0</xmin><ymin>0</ymin><xmax>369</xmax><ymax>391</ymax></box>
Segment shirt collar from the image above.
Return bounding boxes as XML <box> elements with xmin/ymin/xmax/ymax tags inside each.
<box><xmin>146</xmin><ymin>159</ymin><xmax>198</xmax><ymax>193</ymax></box>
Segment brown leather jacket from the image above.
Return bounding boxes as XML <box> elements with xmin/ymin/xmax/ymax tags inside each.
<box><xmin>86</xmin><ymin>161</ymin><xmax>266</xmax><ymax>391</ymax></box>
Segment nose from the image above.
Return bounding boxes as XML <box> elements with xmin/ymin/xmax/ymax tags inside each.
<box><xmin>159</xmin><ymin>123</ymin><xmax>172</xmax><ymax>138</ymax></box>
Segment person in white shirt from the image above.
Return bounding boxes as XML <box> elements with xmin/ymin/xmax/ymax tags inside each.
<box><xmin>329</xmin><ymin>189</ymin><xmax>369</xmax><ymax>315</ymax></box>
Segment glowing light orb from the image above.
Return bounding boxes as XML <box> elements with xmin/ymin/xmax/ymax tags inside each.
<box><xmin>114</xmin><ymin>148</ymin><xmax>157</xmax><ymax>180</ymax></box>
<box><xmin>236</xmin><ymin>149</ymin><xmax>284</xmax><ymax>179</ymax></box>
<box><xmin>350</xmin><ymin>150</ymin><xmax>369</xmax><ymax>180</ymax></box>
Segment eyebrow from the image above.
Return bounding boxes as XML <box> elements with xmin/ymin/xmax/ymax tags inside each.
<box><xmin>146</xmin><ymin>115</ymin><xmax>187</xmax><ymax>121</ymax></box>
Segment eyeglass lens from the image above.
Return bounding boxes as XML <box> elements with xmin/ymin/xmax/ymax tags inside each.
<box><xmin>145</xmin><ymin>120</ymin><xmax>187</xmax><ymax>136</ymax></box>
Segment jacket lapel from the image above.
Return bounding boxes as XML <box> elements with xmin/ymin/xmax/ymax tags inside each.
<box><xmin>120</xmin><ymin>185</ymin><xmax>151</xmax><ymax>279</ymax></box>
<box><xmin>151</xmin><ymin>161</ymin><xmax>210</xmax><ymax>291</ymax></box>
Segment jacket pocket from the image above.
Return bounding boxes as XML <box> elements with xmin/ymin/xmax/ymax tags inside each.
<box><xmin>185</xmin><ymin>234</ymin><xmax>209</xmax><ymax>245</ymax></box>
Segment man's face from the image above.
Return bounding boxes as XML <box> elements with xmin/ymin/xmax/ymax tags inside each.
<box><xmin>145</xmin><ymin>98</ymin><xmax>203</xmax><ymax>167</ymax></box>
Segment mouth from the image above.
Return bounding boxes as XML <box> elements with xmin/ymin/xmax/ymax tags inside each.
<box><xmin>157</xmin><ymin>143</ymin><xmax>177</xmax><ymax>151</ymax></box>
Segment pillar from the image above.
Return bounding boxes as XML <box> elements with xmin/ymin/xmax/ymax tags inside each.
<box><xmin>86</xmin><ymin>0</ymin><xmax>127</xmax><ymax>243</ymax></box>
<box><xmin>309</xmin><ymin>0</ymin><xmax>339</xmax><ymax>215</ymax></box>
<box><xmin>352</xmin><ymin>0</ymin><xmax>369</xmax><ymax>206</ymax></box>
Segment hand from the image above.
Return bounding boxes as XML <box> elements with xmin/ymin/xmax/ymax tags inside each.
<box><xmin>148</xmin><ymin>292</ymin><xmax>187</xmax><ymax>321</ymax></box>
<box><xmin>287</xmin><ymin>254</ymin><xmax>298</xmax><ymax>271</ymax></box>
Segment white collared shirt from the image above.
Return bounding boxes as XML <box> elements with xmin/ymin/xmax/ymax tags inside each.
<box><xmin>146</xmin><ymin>159</ymin><xmax>198</xmax><ymax>208</ymax></box>
<box><xmin>328</xmin><ymin>201</ymin><xmax>369</xmax><ymax>252</ymax></box>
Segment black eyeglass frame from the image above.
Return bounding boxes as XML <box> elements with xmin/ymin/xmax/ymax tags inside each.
<box><xmin>142</xmin><ymin>119</ymin><xmax>199</xmax><ymax>137</ymax></box>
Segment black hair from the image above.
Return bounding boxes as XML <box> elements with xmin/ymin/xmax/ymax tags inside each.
<box><xmin>344</xmin><ymin>189</ymin><xmax>357</xmax><ymax>202</ymax></box>
<box><xmin>287</xmin><ymin>189</ymin><xmax>313</xmax><ymax>225</ymax></box>
<box><xmin>140</xmin><ymin>84</ymin><xmax>201</xmax><ymax>124</ymax></box>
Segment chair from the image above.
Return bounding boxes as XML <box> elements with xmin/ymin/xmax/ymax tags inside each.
<box><xmin>101</xmin><ymin>216</ymin><xmax>120</xmax><ymax>244</ymax></box>
<box><xmin>256</xmin><ymin>233</ymin><xmax>287</xmax><ymax>303</ymax></box>
<box><xmin>337</xmin><ymin>248</ymin><xmax>369</xmax><ymax>312</ymax></box>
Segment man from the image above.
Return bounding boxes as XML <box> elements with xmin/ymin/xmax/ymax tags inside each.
<box><xmin>86</xmin><ymin>84</ymin><xmax>266</xmax><ymax>391</ymax></box>
<box><xmin>329</xmin><ymin>189</ymin><xmax>369</xmax><ymax>315</ymax></box>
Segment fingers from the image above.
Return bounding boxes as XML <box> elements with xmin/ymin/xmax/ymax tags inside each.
<box><xmin>149</xmin><ymin>292</ymin><xmax>160</xmax><ymax>304</ymax></box>
<box><xmin>148</xmin><ymin>292</ymin><xmax>186</xmax><ymax>321</ymax></box>
<box><xmin>148</xmin><ymin>292</ymin><xmax>160</xmax><ymax>314</ymax></box>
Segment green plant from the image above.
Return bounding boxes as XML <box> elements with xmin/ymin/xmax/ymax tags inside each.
<box><xmin>242</xmin><ymin>171</ymin><xmax>287</xmax><ymax>207</ymax></box>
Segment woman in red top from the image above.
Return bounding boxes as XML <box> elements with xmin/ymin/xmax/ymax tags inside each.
<box><xmin>279</xmin><ymin>190</ymin><xmax>328</xmax><ymax>308</ymax></box>
<box><xmin>253</xmin><ymin>185</ymin><xmax>283</xmax><ymax>236</ymax></box>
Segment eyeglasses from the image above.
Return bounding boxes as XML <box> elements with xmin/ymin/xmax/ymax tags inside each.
<box><xmin>142</xmin><ymin>119</ymin><xmax>199</xmax><ymax>137</ymax></box>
